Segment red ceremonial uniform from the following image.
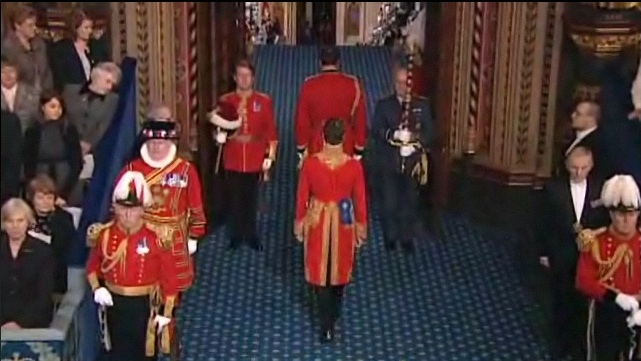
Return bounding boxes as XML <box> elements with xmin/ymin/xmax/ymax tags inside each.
<box><xmin>294</xmin><ymin>71</ymin><xmax>367</xmax><ymax>156</ymax></box>
<box><xmin>118</xmin><ymin>157</ymin><xmax>206</xmax><ymax>291</ymax></box>
<box><xmin>295</xmin><ymin>152</ymin><xmax>368</xmax><ymax>286</ymax></box>
<box><xmin>576</xmin><ymin>228</ymin><xmax>641</xmax><ymax>300</ymax></box>
<box><xmin>219</xmin><ymin>91</ymin><xmax>279</xmax><ymax>173</ymax></box>
<box><xmin>86</xmin><ymin>223</ymin><xmax>178</xmax><ymax>353</ymax></box>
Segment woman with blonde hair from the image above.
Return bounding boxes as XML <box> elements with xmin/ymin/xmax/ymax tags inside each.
<box><xmin>0</xmin><ymin>197</ymin><xmax>55</xmax><ymax>329</ymax></box>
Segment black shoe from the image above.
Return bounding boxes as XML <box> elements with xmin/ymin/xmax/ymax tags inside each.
<box><xmin>320</xmin><ymin>328</ymin><xmax>334</xmax><ymax>343</ymax></box>
<box><xmin>401</xmin><ymin>242</ymin><xmax>415</xmax><ymax>254</ymax></box>
<box><xmin>247</xmin><ymin>236</ymin><xmax>263</xmax><ymax>251</ymax></box>
<box><xmin>228</xmin><ymin>237</ymin><xmax>241</xmax><ymax>250</ymax></box>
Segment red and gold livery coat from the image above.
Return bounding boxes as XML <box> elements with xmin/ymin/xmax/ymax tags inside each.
<box><xmin>117</xmin><ymin>157</ymin><xmax>206</xmax><ymax>291</ymax></box>
<box><xmin>294</xmin><ymin>151</ymin><xmax>368</xmax><ymax>286</ymax></box>
<box><xmin>294</xmin><ymin>71</ymin><xmax>367</xmax><ymax>157</ymax></box>
<box><xmin>85</xmin><ymin>222</ymin><xmax>178</xmax><ymax>354</ymax></box>
<box><xmin>219</xmin><ymin>91</ymin><xmax>279</xmax><ymax>173</ymax></box>
<box><xmin>575</xmin><ymin>227</ymin><xmax>641</xmax><ymax>301</ymax></box>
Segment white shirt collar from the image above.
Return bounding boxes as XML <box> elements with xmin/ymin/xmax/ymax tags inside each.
<box><xmin>575</xmin><ymin>126</ymin><xmax>597</xmax><ymax>139</ymax></box>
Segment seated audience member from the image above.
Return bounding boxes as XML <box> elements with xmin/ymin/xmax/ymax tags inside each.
<box><xmin>26</xmin><ymin>174</ymin><xmax>75</xmax><ymax>296</ymax></box>
<box><xmin>0</xmin><ymin>198</ymin><xmax>55</xmax><ymax>329</ymax></box>
<box><xmin>24</xmin><ymin>90</ymin><xmax>83</xmax><ymax>206</ymax></box>
<box><xmin>1</xmin><ymin>110</ymin><xmax>23</xmax><ymax>204</ymax></box>
<box><xmin>1</xmin><ymin>57</ymin><xmax>39</xmax><ymax>132</ymax></box>
<box><xmin>1</xmin><ymin>5</ymin><xmax>53</xmax><ymax>94</ymax></box>
<box><xmin>63</xmin><ymin>61</ymin><xmax>120</xmax><ymax>160</ymax></box>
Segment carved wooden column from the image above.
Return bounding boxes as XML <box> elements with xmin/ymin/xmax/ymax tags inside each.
<box><xmin>442</xmin><ymin>2</ymin><xmax>565</xmax><ymax>226</ymax></box>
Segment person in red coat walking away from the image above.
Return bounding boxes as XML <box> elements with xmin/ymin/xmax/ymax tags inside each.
<box><xmin>294</xmin><ymin>118</ymin><xmax>368</xmax><ymax>343</ymax></box>
<box><xmin>575</xmin><ymin>174</ymin><xmax>641</xmax><ymax>361</ymax></box>
<box><xmin>294</xmin><ymin>46</ymin><xmax>367</xmax><ymax>163</ymax></box>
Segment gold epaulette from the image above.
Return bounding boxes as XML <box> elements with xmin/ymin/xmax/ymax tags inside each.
<box><xmin>145</xmin><ymin>222</ymin><xmax>174</xmax><ymax>250</ymax></box>
<box><xmin>576</xmin><ymin>227</ymin><xmax>607</xmax><ymax>252</ymax></box>
<box><xmin>304</xmin><ymin>73</ymin><xmax>322</xmax><ymax>82</ymax></box>
<box><xmin>219</xmin><ymin>92</ymin><xmax>234</xmax><ymax>100</ymax></box>
<box><xmin>87</xmin><ymin>221</ymin><xmax>113</xmax><ymax>247</ymax></box>
<box><xmin>254</xmin><ymin>91</ymin><xmax>271</xmax><ymax>100</ymax></box>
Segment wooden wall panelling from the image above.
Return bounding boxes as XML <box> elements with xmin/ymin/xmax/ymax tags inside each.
<box><xmin>467</xmin><ymin>2</ymin><xmax>563</xmax><ymax>185</ymax></box>
<box><xmin>535</xmin><ymin>2</ymin><xmax>564</xmax><ymax>183</ymax></box>
<box><xmin>431</xmin><ymin>1</ymin><xmax>457</xmax><ymax>207</ymax></box>
<box><xmin>448</xmin><ymin>2</ymin><xmax>475</xmax><ymax>157</ymax></box>
<box><xmin>174</xmin><ymin>2</ymin><xmax>199</xmax><ymax>154</ymax></box>
<box><xmin>469</xmin><ymin>2</ymin><xmax>499</xmax><ymax>156</ymax></box>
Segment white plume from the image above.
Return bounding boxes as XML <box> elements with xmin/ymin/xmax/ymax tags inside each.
<box><xmin>112</xmin><ymin>171</ymin><xmax>152</xmax><ymax>207</ymax></box>
<box><xmin>208</xmin><ymin>111</ymin><xmax>242</xmax><ymax>130</ymax></box>
<box><xmin>600</xmin><ymin>174</ymin><xmax>640</xmax><ymax>209</ymax></box>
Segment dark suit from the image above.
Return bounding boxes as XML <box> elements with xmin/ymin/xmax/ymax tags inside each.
<box><xmin>63</xmin><ymin>83</ymin><xmax>118</xmax><ymax>154</ymax></box>
<box><xmin>1</xmin><ymin>111</ymin><xmax>23</xmax><ymax>204</ymax></box>
<box><xmin>0</xmin><ymin>234</ymin><xmax>55</xmax><ymax>328</ymax></box>
<box><xmin>49</xmin><ymin>38</ymin><xmax>110</xmax><ymax>92</ymax></box>
<box><xmin>538</xmin><ymin>175</ymin><xmax>609</xmax><ymax>359</ymax></box>
<box><xmin>32</xmin><ymin>207</ymin><xmax>75</xmax><ymax>294</ymax></box>
<box><xmin>557</xmin><ymin>127</ymin><xmax>614</xmax><ymax>180</ymax></box>
<box><xmin>0</xmin><ymin>82</ymin><xmax>39</xmax><ymax>132</ymax></box>
<box><xmin>371</xmin><ymin>94</ymin><xmax>435</xmax><ymax>247</ymax></box>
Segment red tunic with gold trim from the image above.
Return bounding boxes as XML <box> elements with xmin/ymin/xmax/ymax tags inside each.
<box><xmin>219</xmin><ymin>91</ymin><xmax>278</xmax><ymax>173</ymax></box>
<box><xmin>118</xmin><ymin>157</ymin><xmax>206</xmax><ymax>291</ymax></box>
<box><xmin>85</xmin><ymin>222</ymin><xmax>178</xmax><ymax>354</ymax></box>
<box><xmin>575</xmin><ymin>227</ymin><xmax>640</xmax><ymax>301</ymax></box>
<box><xmin>294</xmin><ymin>152</ymin><xmax>368</xmax><ymax>286</ymax></box>
<box><xmin>294</xmin><ymin>71</ymin><xmax>367</xmax><ymax>157</ymax></box>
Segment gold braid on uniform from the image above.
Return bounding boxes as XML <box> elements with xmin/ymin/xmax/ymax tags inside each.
<box><xmin>387</xmin><ymin>138</ymin><xmax>429</xmax><ymax>186</ymax></box>
<box><xmin>576</xmin><ymin>227</ymin><xmax>635</xmax><ymax>292</ymax></box>
<box><xmin>87</xmin><ymin>222</ymin><xmax>113</xmax><ymax>247</ymax></box>
<box><xmin>146</xmin><ymin>222</ymin><xmax>174</xmax><ymax>250</ymax></box>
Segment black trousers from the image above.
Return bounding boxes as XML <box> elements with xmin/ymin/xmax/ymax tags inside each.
<box><xmin>550</xmin><ymin>249</ymin><xmax>587</xmax><ymax>358</ymax></box>
<box><xmin>106</xmin><ymin>294</ymin><xmax>154</xmax><ymax>361</ymax></box>
<box><xmin>593</xmin><ymin>300</ymin><xmax>639</xmax><ymax>361</ymax></box>
<box><xmin>380</xmin><ymin>170</ymin><xmax>420</xmax><ymax>245</ymax></box>
<box><xmin>315</xmin><ymin>285</ymin><xmax>345</xmax><ymax>331</ymax></box>
<box><xmin>226</xmin><ymin>171</ymin><xmax>260</xmax><ymax>240</ymax></box>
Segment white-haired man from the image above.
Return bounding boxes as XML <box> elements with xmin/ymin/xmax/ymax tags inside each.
<box><xmin>576</xmin><ymin>174</ymin><xmax>640</xmax><ymax>361</ymax></box>
<box><xmin>86</xmin><ymin>171</ymin><xmax>178</xmax><ymax>361</ymax></box>
<box><xmin>63</xmin><ymin>61</ymin><xmax>121</xmax><ymax>156</ymax></box>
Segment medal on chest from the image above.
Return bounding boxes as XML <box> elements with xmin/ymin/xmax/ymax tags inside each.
<box><xmin>136</xmin><ymin>237</ymin><xmax>150</xmax><ymax>255</ymax></box>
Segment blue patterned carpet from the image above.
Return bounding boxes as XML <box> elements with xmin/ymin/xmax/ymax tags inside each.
<box><xmin>177</xmin><ymin>45</ymin><xmax>551</xmax><ymax>361</ymax></box>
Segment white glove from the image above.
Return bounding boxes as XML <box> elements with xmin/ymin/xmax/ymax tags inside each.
<box><xmin>187</xmin><ymin>239</ymin><xmax>198</xmax><ymax>255</ymax></box>
<box><xmin>393</xmin><ymin>129</ymin><xmax>412</xmax><ymax>143</ymax></box>
<box><xmin>354</xmin><ymin>155</ymin><xmax>362</xmax><ymax>161</ymax></box>
<box><xmin>615</xmin><ymin>293</ymin><xmax>640</xmax><ymax>312</ymax></box>
<box><xmin>154</xmin><ymin>315</ymin><xmax>171</xmax><ymax>333</ymax></box>
<box><xmin>215</xmin><ymin>131</ymin><xmax>227</xmax><ymax>144</ymax></box>
<box><xmin>400</xmin><ymin>145</ymin><xmax>416</xmax><ymax>157</ymax></box>
<box><xmin>262</xmin><ymin>158</ymin><xmax>273</xmax><ymax>171</ymax></box>
<box><xmin>627</xmin><ymin>310</ymin><xmax>641</xmax><ymax>328</ymax></box>
<box><xmin>93</xmin><ymin>287</ymin><xmax>113</xmax><ymax>307</ymax></box>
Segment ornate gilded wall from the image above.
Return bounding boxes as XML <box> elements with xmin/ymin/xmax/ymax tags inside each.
<box><xmin>446</xmin><ymin>2</ymin><xmax>565</xmax><ymax>186</ymax></box>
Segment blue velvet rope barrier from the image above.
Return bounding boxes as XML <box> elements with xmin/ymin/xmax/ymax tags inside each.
<box><xmin>74</xmin><ymin>57</ymin><xmax>138</xmax><ymax>361</ymax></box>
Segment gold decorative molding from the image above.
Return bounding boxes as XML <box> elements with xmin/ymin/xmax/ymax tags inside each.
<box><xmin>570</xmin><ymin>33</ymin><xmax>641</xmax><ymax>57</ymax></box>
